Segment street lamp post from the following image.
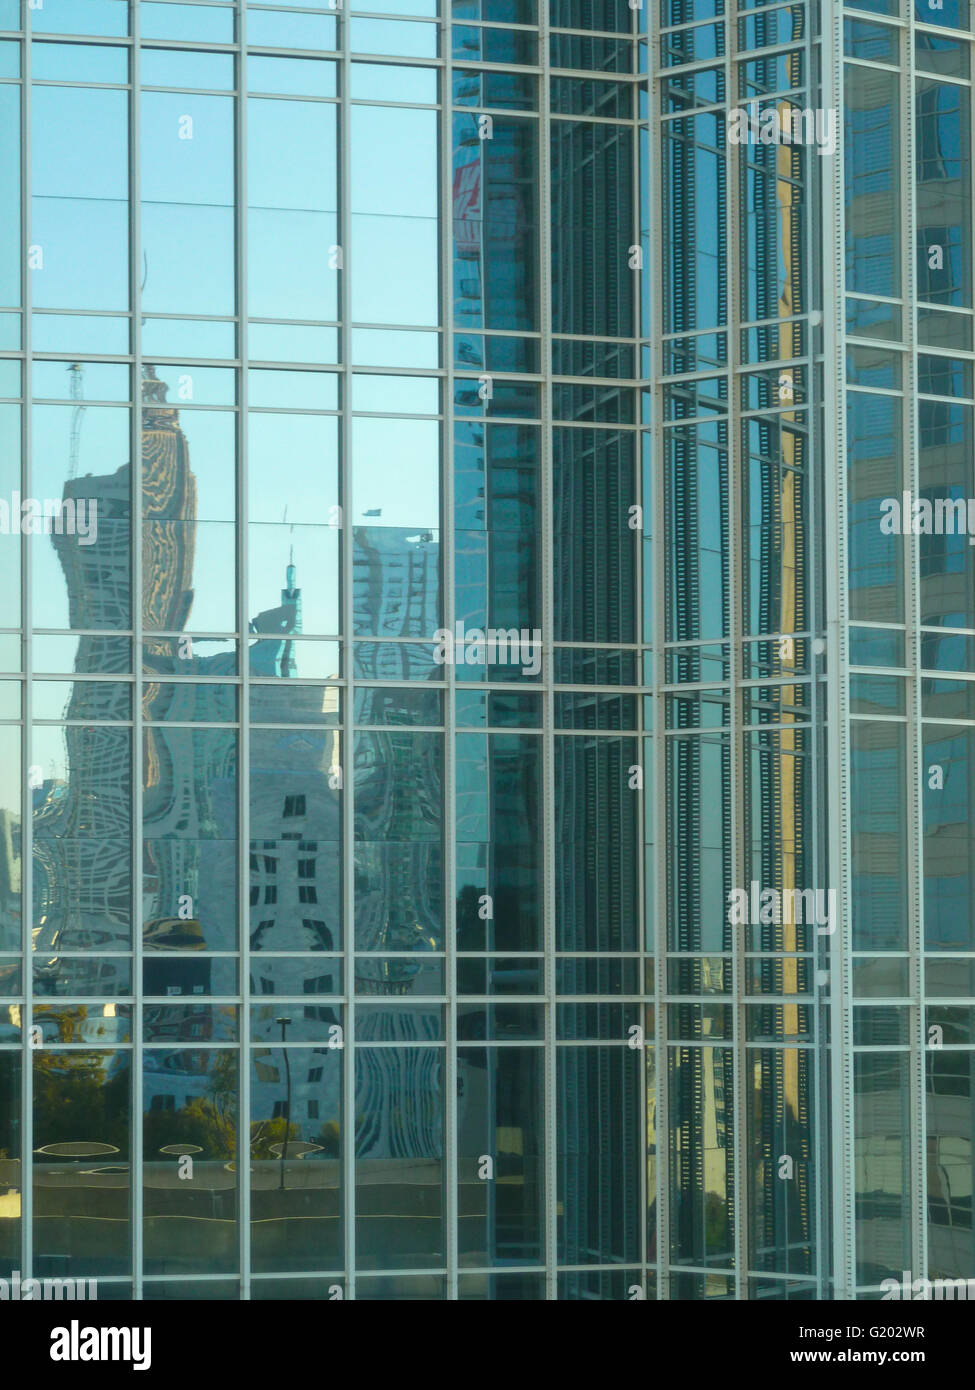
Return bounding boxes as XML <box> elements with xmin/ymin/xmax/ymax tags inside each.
<box><xmin>276</xmin><ymin>1017</ymin><xmax>292</xmax><ymax>1191</ymax></box>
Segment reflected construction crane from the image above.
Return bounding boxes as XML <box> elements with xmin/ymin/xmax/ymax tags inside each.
<box><xmin>66</xmin><ymin>252</ymin><xmax>147</xmax><ymax>479</ymax></box>
<box><xmin>67</xmin><ymin>361</ymin><xmax>85</xmax><ymax>480</ymax></box>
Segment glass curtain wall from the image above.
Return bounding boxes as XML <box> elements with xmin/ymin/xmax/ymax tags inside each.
<box><xmin>843</xmin><ymin>0</ymin><xmax>975</xmax><ymax>1297</ymax></box>
<box><xmin>0</xmin><ymin>0</ymin><xmax>649</xmax><ymax>1300</ymax></box>
<box><xmin>648</xmin><ymin>0</ymin><xmax>825</xmax><ymax>1298</ymax></box>
<box><xmin>0</xmin><ymin>0</ymin><xmax>971</xmax><ymax>1302</ymax></box>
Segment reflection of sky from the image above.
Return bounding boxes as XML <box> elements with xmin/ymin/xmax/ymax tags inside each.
<box><xmin>31</xmin><ymin>723</ymin><xmax>70</xmax><ymax>790</ymax></box>
<box><xmin>27</xmin><ymin>75</ymin><xmax>442</xmax><ymax>324</ymax></box>
<box><xmin>0</xmin><ymin>85</ymin><xmax>19</xmax><ymax>306</ymax></box>
<box><xmin>33</xmin><ymin>404</ymin><xmax>129</xmax><ymax>500</ymax></box>
<box><xmin>167</xmin><ymin>411</ymin><xmax>235</xmax><ymax>521</ymax></box>
<box><xmin>248</xmin><ymin>0</ymin><xmax>436</xmax><ymax>12</ymax></box>
<box><xmin>0</xmin><ymin>534</ymin><xmax>16</xmax><ymax>618</ymax></box>
<box><xmin>0</xmin><ymin>402</ymin><xmax>19</xmax><ymax>493</ymax></box>
<box><xmin>25</xmin><ymin>396</ymin><xmax>441</xmax><ymax>633</ymax></box>
<box><xmin>21</xmin><ymin>68</ymin><xmax>446</xmax><ymax>634</ymax></box>
<box><xmin>32</xmin><ymin>0</ymin><xmax>128</xmax><ymax>38</ymax></box>
<box><xmin>140</xmin><ymin>2</ymin><xmax>232</xmax><ymax>43</ymax></box>
<box><xmin>351</xmin><ymin>106</ymin><xmax>436</xmax><ymax>218</ymax></box>
<box><xmin>350</xmin><ymin>105</ymin><xmax>438</xmax><ymax>324</ymax></box>
<box><xmin>248</xmin><ymin>99</ymin><xmax>336</xmax><ymax>210</ymax></box>
<box><xmin>249</xmin><ymin>525</ymin><xmax>339</xmax><ymax>636</ymax></box>
<box><xmin>352</xmin><ymin>416</ymin><xmax>439</xmax><ymax>529</ymax></box>
<box><xmin>32</xmin><ymin>86</ymin><xmax>128</xmax><ymax>202</ymax></box>
<box><xmin>249</xmin><ymin>413</ymin><xmax>338</xmax><ymax>525</ymax></box>
<box><xmin>143</xmin><ymin>91</ymin><xmax>234</xmax><ymax>317</ymax></box>
<box><xmin>32</xmin><ymin>85</ymin><xmax>128</xmax><ymax>311</ymax></box>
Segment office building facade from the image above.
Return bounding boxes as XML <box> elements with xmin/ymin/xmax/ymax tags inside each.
<box><xmin>0</xmin><ymin>0</ymin><xmax>970</xmax><ymax>1299</ymax></box>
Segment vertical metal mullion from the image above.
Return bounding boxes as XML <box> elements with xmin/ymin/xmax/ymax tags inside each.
<box><xmin>725</xmin><ymin>0</ymin><xmax>748</xmax><ymax>1301</ymax></box>
<box><xmin>632</xmin><ymin>9</ymin><xmax>649</xmax><ymax>1296</ymax></box>
<box><xmin>822</xmin><ymin>0</ymin><xmax>855</xmax><ymax>1301</ymax></box>
<box><xmin>339</xmin><ymin>6</ymin><xmax>356</xmax><ymax>1300</ymax></box>
<box><xmin>538</xmin><ymin>0</ymin><xmax>557</xmax><ymax>1302</ymax></box>
<box><xmin>20</xmin><ymin>6</ymin><xmax>31</xmax><ymax>1290</ymax></box>
<box><xmin>902</xmin><ymin>5</ymin><xmax>927</xmax><ymax>1291</ymax></box>
<box><xmin>236</xmin><ymin>0</ymin><xmax>251</xmax><ymax>1301</ymax></box>
<box><xmin>439</xmin><ymin>6</ymin><xmax>458</xmax><ymax>1303</ymax></box>
<box><xmin>648</xmin><ymin>1</ymin><xmax>670</xmax><ymax>1302</ymax></box>
<box><xmin>130</xmin><ymin>3</ymin><xmax>143</xmax><ymax>1302</ymax></box>
<box><xmin>807</xmin><ymin>10</ymin><xmax>830</xmax><ymax>1303</ymax></box>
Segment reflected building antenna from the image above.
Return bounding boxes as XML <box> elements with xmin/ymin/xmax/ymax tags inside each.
<box><xmin>281</xmin><ymin>512</ymin><xmax>301</xmax><ymax>677</ymax></box>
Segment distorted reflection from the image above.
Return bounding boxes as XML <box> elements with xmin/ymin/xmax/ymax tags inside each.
<box><xmin>355</xmin><ymin>1047</ymin><xmax>443</xmax><ymax>1269</ymax></box>
<box><xmin>926</xmin><ymin>1049</ymin><xmax>975</xmax><ymax>1278</ymax></box>
<box><xmin>354</xmin><ymin>730</ymin><xmax>443</xmax><ymax>953</ymax></box>
<box><xmin>33</xmin><ymin>1050</ymin><xmax>130</xmax><ymax>1277</ymax></box>
<box><xmin>250</xmin><ymin>1045</ymin><xmax>341</xmax><ymax>1273</ymax></box>
<box><xmin>557</xmin><ymin>1045</ymin><xmax>640</xmax><ymax>1266</ymax></box>
<box><xmin>670</xmin><ymin>1045</ymin><xmax>735</xmax><ymax>1268</ymax></box>
<box><xmin>250</xmin><ymin>730</ymin><xmax>341</xmax><ymax>953</ymax></box>
<box><xmin>854</xmin><ymin>1053</ymin><xmax>911</xmax><ymax>1283</ymax></box>
<box><xmin>0</xmin><ymin>1053</ymin><xmax>18</xmax><ymax>1278</ymax></box>
<box><xmin>458</xmin><ymin>1045</ymin><xmax>543</xmax><ymax>1265</ymax></box>
<box><xmin>456</xmin><ymin>733</ymin><xmax>541</xmax><ymax>951</ymax></box>
<box><xmin>143</xmin><ymin>1049</ymin><xmax>237</xmax><ymax>1274</ymax></box>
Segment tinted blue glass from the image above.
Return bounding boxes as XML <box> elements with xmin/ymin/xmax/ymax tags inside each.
<box><xmin>555</xmin><ymin>735</ymin><xmax>639</xmax><ymax>949</ymax></box>
<box><xmin>0</xmin><ymin>86</ymin><xmax>17</xmax><ymax>306</ymax></box>
<box><xmin>140</xmin><ymin>47</ymin><xmax>234</xmax><ymax>89</ymax></box>
<box><xmin>455</xmin><ymin>421</ymin><xmax>539</xmax><ymax>633</ymax></box>
<box><xmin>246</xmin><ymin>10</ymin><xmax>336</xmax><ymax>49</ymax></box>
<box><xmin>851</xmin><ymin>721</ymin><xmax>908</xmax><ymax>950</ymax></box>
<box><xmin>142</xmin><ymin>92</ymin><xmax>234</xmax><ymax>316</ymax></box>
<box><xmin>0</xmin><ymin>0</ymin><xmax>940</xmax><ymax>1305</ymax></box>
<box><xmin>918</xmin><ymin>400</ymin><xmax>975</xmax><ymax>628</ymax></box>
<box><xmin>557</xmin><ymin>1046</ymin><xmax>640</xmax><ymax>1263</ymax></box>
<box><xmin>250</xmin><ymin>728</ymin><xmax>341</xmax><ymax>954</ymax></box>
<box><xmin>916</xmin><ymin>77</ymin><xmax>971</xmax><ymax>307</ymax></box>
<box><xmin>663</xmin><ymin>112</ymin><xmax>727</xmax><ymax>332</ymax></box>
<box><xmin>847</xmin><ymin>391</ymin><xmax>904</xmax><ymax>623</ymax></box>
<box><xmin>248</xmin><ymin>98</ymin><xmax>338</xmax><ymax>322</ymax></box>
<box><xmin>32</xmin><ymin>40</ymin><xmax>128</xmax><ymax>82</ymax></box>
<box><xmin>142</xmin><ymin>2</ymin><xmax>234</xmax><ymax>42</ymax></box>
<box><xmin>453</xmin><ymin>24</ymin><xmax>537</xmax><ymax>63</ymax></box>
<box><xmin>34</xmin><ymin>0</ymin><xmax>127</xmax><ymax>35</ymax></box>
<box><xmin>456</xmin><ymin>732</ymin><xmax>542</xmax><ymax>950</ymax></box>
<box><xmin>845</xmin><ymin>64</ymin><xmax>900</xmax><ymax>297</ymax></box>
<box><xmin>32</xmin><ymin>85</ymin><xmax>128</xmax><ymax>310</ymax></box>
<box><xmin>351</xmin><ymin>105</ymin><xmax>438</xmax><ymax>325</ymax></box>
<box><xmin>143</xmin><ymin>727</ymin><xmax>237</xmax><ymax>953</ymax></box>
<box><xmin>458</xmin><ymin>1045</ymin><xmax>544</xmax><ymax>1262</ymax></box>
<box><xmin>551</xmin><ymin>122</ymin><xmax>634</xmax><ymax>337</ymax></box>
<box><xmin>354</xmin><ymin>1047</ymin><xmax>444</xmax><ymax>1268</ymax></box>
<box><xmin>915</xmin><ymin>0</ymin><xmax>968</xmax><ymax>24</ymax></box>
<box><xmin>923</xmin><ymin>725</ymin><xmax>975</xmax><ymax>950</ymax></box>
<box><xmin>453</xmin><ymin>113</ymin><xmax>538</xmax><ymax>331</ymax></box>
